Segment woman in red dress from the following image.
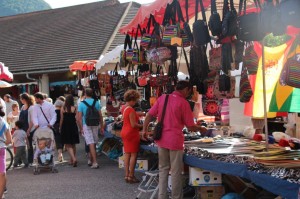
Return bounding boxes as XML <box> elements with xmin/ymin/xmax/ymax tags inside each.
<box><xmin>121</xmin><ymin>90</ymin><xmax>143</xmax><ymax>183</ymax></box>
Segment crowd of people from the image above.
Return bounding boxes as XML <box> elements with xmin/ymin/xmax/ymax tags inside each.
<box><xmin>0</xmin><ymin>80</ymin><xmax>207</xmax><ymax>199</ymax></box>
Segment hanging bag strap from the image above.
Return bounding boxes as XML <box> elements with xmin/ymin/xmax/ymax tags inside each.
<box><xmin>195</xmin><ymin>0</ymin><xmax>208</xmax><ymax>23</ymax></box>
<box><xmin>159</xmin><ymin>94</ymin><xmax>169</xmax><ymax>125</ymax></box>
<box><xmin>185</xmin><ymin>0</ymin><xmax>189</xmax><ymax>22</ymax></box>
<box><xmin>82</xmin><ymin>99</ymin><xmax>96</xmax><ymax>108</ymax></box>
<box><xmin>40</xmin><ymin>107</ymin><xmax>50</xmax><ymax>124</ymax></box>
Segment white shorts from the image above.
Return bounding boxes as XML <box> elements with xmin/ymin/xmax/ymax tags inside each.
<box><xmin>83</xmin><ymin>125</ymin><xmax>99</xmax><ymax>145</ymax></box>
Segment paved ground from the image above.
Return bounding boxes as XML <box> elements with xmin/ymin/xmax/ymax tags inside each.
<box><xmin>5</xmin><ymin>137</ymin><xmax>146</xmax><ymax>199</ymax></box>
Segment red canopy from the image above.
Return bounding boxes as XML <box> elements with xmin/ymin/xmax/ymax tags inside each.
<box><xmin>0</xmin><ymin>62</ymin><xmax>13</xmax><ymax>82</ymax></box>
<box><xmin>69</xmin><ymin>60</ymin><xmax>97</xmax><ymax>72</ymax></box>
<box><xmin>119</xmin><ymin>0</ymin><xmax>211</xmax><ymax>34</ymax></box>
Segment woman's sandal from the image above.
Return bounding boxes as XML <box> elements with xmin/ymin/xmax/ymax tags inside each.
<box><xmin>124</xmin><ymin>176</ymin><xmax>129</xmax><ymax>183</ymax></box>
<box><xmin>128</xmin><ymin>176</ymin><xmax>140</xmax><ymax>184</ymax></box>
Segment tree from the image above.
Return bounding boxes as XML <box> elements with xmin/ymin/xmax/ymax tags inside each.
<box><xmin>0</xmin><ymin>0</ymin><xmax>51</xmax><ymax>17</ymax></box>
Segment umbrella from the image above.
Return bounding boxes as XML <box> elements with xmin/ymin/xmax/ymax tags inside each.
<box><xmin>0</xmin><ymin>62</ymin><xmax>13</xmax><ymax>82</ymax></box>
<box><xmin>69</xmin><ymin>60</ymin><xmax>97</xmax><ymax>72</ymax></box>
<box><xmin>0</xmin><ymin>80</ymin><xmax>12</xmax><ymax>88</ymax></box>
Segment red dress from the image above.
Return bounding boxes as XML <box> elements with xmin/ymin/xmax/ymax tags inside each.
<box><xmin>120</xmin><ymin>106</ymin><xmax>140</xmax><ymax>153</ymax></box>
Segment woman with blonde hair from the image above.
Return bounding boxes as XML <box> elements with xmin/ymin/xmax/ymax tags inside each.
<box><xmin>121</xmin><ymin>90</ymin><xmax>143</xmax><ymax>183</ymax></box>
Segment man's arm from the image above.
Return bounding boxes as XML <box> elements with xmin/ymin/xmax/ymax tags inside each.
<box><xmin>49</xmin><ymin>104</ymin><xmax>57</xmax><ymax>127</ymax></box>
<box><xmin>77</xmin><ymin>111</ymin><xmax>83</xmax><ymax>135</ymax></box>
<box><xmin>32</xmin><ymin>105</ymin><xmax>39</xmax><ymax>128</ymax></box>
<box><xmin>142</xmin><ymin>113</ymin><xmax>155</xmax><ymax>139</ymax></box>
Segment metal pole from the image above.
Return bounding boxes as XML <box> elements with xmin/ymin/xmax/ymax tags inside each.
<box><xmin>261</xmin><ymin>38</ymin><xmax>269</xmax><ymax>151</ymax></box>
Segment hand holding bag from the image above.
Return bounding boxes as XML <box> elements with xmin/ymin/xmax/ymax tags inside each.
<box><xmin>153</xmin><ymin>95</ymin><xmax>169</xmax><ymax>141</ymax></box>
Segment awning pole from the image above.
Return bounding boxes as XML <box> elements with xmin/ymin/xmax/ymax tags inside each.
<box><xmin>262</xmin><ymin>38</ymin><xmax>269</xmax><ymax>151</ymax></box>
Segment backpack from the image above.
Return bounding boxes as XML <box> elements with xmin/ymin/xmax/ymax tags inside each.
<box><xmin>82</xmin><ymin>99</ymin><xmax>100</xmax><ymax>126</ymax></box>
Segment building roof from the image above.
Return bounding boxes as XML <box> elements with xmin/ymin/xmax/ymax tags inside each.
<box><xmin>0</xmin><ymin>0</ymin><xmax>139</xmax><ymax>75</ymax></box>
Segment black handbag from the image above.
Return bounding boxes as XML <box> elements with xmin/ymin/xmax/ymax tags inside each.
<box><xmin>222</xmin><ymin>0</ymin><xmax>238</xmax><ymax>37</ymax></box>
<box><xmin>218</xmin><ymin>71</ymin><xmax>231</xmax><ymax>92</ymax></box>
<box><xmin>193</xmin><ymin>0</ymin><xmax>210</xmax><ymax>46</ymax></box>
<box><xmin>183</xmin><ymin>0</ymin><xmax>193</xmax><ymax>42</ymax></box>
<box><xmin>279</xmin><ymin>0</ymin><xmax>300</xmax><ymax>28</ymax></box>
<box><xmin>208</xmin><ymin>0</ymin><xmax>222</xmax><ymax>36</ymax></box>
<box><xmin>238</xmin><ymin>0</ymin><xmax>264</xmax><ymax>42</ymax></box>
<box><xmin>153</xmin><ymin>95</ymin><xmax>169</xmax><ymax>141</ymax></box>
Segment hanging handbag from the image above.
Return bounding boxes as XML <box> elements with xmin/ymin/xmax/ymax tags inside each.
<box><xmin>281</xmin><ymin>36</ymin><xmax>300</xmax><ymax>88</ymax></box>
<box><xmin>193</xmin><ymin>0</ymin><xmax>210</xmax><ymax>46</ymax></box>
<box><xmin>208</xmin><ymin>0</ymin><xmax>222</xmax><ymax>36</ymax></box>
<box><xmin>239</xmin><ymin>65</ymin><xmax>253</xmax><ymax>103</ymax></box>
<box><xmin>238</xmin><ymin>0</ymin><xmax>264</xmax><ymax>42</ymax></box>
<box><xmin>279</xmin><ymin>0</ymin><xmax>300</xmax><ymax>28</ymax></box>
<box><xmin>162</xmin><ymin>4</ymin><xmax>180</xmax><ymax>46</ymax></box>
<box><xmin>183</xmin><ymin>0</ymin><xmax>193</xmax><ymax>42</ymax></box>
<box><xmin>120</xmin><ymin>33</ymin><xmax>132</xmax><ymax>68</ymax></box>
<box><xmin>222</xmin><ymin>0</ymin><xmax>238</xmax><ymax>37</ymax></box>
<box><xmin>202</xmin><ymin>99</ymin><xmax>223</xmax><ymax>116</ymax></box>
<box><xmin>243</xmin><ymin>42</ymin><xmax>258</xmax><ymax>75</ymax></box>
<box><xmin>141</xmin><ymin>15</ymin><xmax>158</xmax><ymax>49</ymax></box>
<box><xmin>218</xmin><ymin>71</ymin><xmax>231</xmax><ymax>92</ymax></box>
<box><xmin>146</xmin><ymin>47</ymin><xmax>172</xmax><ymax>65</ymax></box>
<box><xmin>209</xmin><ymin>44</ymin><xmax>222</xmax><ymax>70</ymax></box>
<box><xmin>153</xmin><ymin>95</ymin><xmax>169</xmax><ymax>140</ymax></box>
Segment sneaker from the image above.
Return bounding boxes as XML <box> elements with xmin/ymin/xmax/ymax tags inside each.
<box><xmin>87</xmin><ymin>160</ymin><xmax>92</xmax><ymax>166</ymax></box>
<box><xmin>90</xmin><ymin>163</ymin><xmax>99</xmax><ymax>169</ymax></box>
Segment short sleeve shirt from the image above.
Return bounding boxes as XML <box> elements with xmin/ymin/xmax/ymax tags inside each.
<box><xmin>0</xmin><ymin>118</ymin><xmax>9</xmax><ymax>148</ymax></box>
<box><xmin>78</xmin><ymin>98</ymin><xmax>101</xmax><ymax>125</ymax></box>
<box><xmin>12</xmin><ymin>129</ymin><xmax>27</xmax><ymax>147</ymax></box>
<box><xmin>148</xmin><ymin>91</ymin><xmax>195</xmax><ymax>150</ymax></box>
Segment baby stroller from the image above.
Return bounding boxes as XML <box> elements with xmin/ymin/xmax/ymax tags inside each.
<box><xmin>32</xmin><ymin>128</ymin><xmax>58</xmax><ymax>175</ymax></box>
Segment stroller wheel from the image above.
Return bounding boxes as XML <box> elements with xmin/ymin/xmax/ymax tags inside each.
<box><xmin>52</xmin><ymin>168</ymin><xmax>58</xmax><ymax>173</ymax></box>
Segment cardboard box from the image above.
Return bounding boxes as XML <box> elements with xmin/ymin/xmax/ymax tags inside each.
<box><xmin>189</xmin><ymin>167</ymin><xmax>222</xmax><ymax>186</ymax></box>
<box><xmin>195</xmin><ymin>185</ymin><xmax>225</xmax><ymax>199</ymax></box>
<box><xmin>118</xmin><ymin>156</ymin><xmax>149</xmax><ymax>171</ymax></box>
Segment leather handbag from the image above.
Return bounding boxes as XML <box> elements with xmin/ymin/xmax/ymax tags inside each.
<box><xmin>243</xmin><ymin>43</ymin><xmax>258</xmax><ymax>75</ymax></box>
<box><xmin>239</xmin><ymin>65</ymin><xmax>253</xmax><ymax>103</ymax></box>
<box><xmin>238</xmin><ymin>0</ymin><xmax>264</xmax><ymax>42</ymax></box>
<box><xmin>193</xmin><ymin>0</ymin><xmax>210</xmax><ymax>46</ymax></box>
<box><xmin>208</xmin><ymin>0</ymin><xmax>222</xmax><ymax>36</ymax></box>
<box><xmin>279</xmin><ymin>0</ymin><xmax>300</xmax><ymax>28</ymax></box>
<box><xmin>222</xmin><ymin>0</ymin><xmax>238</xmax><ymax>37</ymax></box>
<box><xmin>153</xmin><ymin>95</ymin><xmax>169</xmax><ymax>140</ymax></box>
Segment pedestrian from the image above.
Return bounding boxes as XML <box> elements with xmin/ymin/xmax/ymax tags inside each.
<box><xmin>3</xmin><ymin>94</ymin><xmax>16</xmax><ymax>117</ymax></box>
<box><xmin>0</xmin><ymin>105</ymin><xmax>12</xmax><ymax>198</ymax></box>
<box><xmin>19</xmin><ymin>93</ymin><xmax>35</xmax><ymax>165</ymax></box>
<box><xmin>7</xmin><ymin>103</ymin><xmax>20</xmax><ymax>154</ymax></box>
<box><xmin>120</xmin><ymin>90</ymin><xmax>143</xmax><ymax>183</ymax></box>
<box><xmin>0</xmin><ymin>98</ymin><xmax>6</xmax><ymax>122</ymax></box>
<box><xmin>53</xmin><ymin>98</ymin><xmax>65</xmax><ymax>162</ymax></box>
<box><xmin>142</xmin><ymin>81</ymin><xmax>207</xmax><ymax>199</ymax></box>
<box><xmin>12</xmin><ymin>121</ymin><xmax>29</xmax><ymax>168</ymax></box>
<box><xmin>32</xmin><ymin>92</ymin><xmax>56</xmax><ymax>159</ymax></box>
<box><xmin>60</xmin><ymin>95</ymin><xmax>79</xmax><ymax>167</ymax></box>
<box><xmin>77</xmin><ymin>88</ymin><xmax>103</xmax><ymax>169</ymax></box>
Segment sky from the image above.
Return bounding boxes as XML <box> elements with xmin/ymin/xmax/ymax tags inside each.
<box><xmin>44</xmin><ymin>0</ymin><xmax>155</xmax><ymax>9</ymax></box>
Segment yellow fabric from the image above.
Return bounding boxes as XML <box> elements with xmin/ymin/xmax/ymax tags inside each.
<box><xmin>252</xmin><ymin>43</ymin><xmax>288</xmax><ymax>118</ymax></box>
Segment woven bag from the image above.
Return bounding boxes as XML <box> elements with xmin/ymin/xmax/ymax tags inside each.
<box><xmin>243</xmin><ymin>43</ymin><xmax>258</xmax><ymax>75</ymax></box>
<box><xmin>239</xmin><ymin>66</ymin><xmax>253</xmax><ymax>103</ymax></box>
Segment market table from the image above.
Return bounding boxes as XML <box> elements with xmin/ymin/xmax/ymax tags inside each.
<box><xmin>106</xmin><ymin>130</ymin><xmax>300</xmax><ymax>198</ymax></box>
<box><xmin>184</xmin><ymin>154</ymin><xmax>300</xmax><ymax>199</ymax></box>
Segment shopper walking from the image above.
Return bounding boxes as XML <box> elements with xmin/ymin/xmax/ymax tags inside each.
<box><xmin>0</xmin><ymin>105</ymin><xmax>12</xmax><ymax>198</ymax></box>
<box><xmin>60</xmin><ymin>95</ymin><xmax>80</xmax><ymax>167</ymax></box>
<box><xmin>7</xmin><ymin>103</ymin><xmax>20</xmax><ymax>133</ymax></box>
<box><xmin>77</xmin><ymin>88</ymin><xmax>103</xmax><ymax>169</ymax></box>
<box><xmin>142</xmin><ymin>81</ymin><xmax>207</xmax><ymax>199</ymax></box>
<box><xmin>53</xmin><ymin>98</ymin><xmax>65</xmax><ymax>162</ymax></box>
<box><xmin>121</xmin><ymin>90</ymin><xmax>143</xmax><ymax>183</ymax></box>
<box><xmin>12</xmin><ymin>121</ymin><xmax>29</xmax><ymax>168</ymax></box>
<box><xmin>19</xmin><ymin>93</ymin><xmax>35</xmax><ymax>165</ymax></box>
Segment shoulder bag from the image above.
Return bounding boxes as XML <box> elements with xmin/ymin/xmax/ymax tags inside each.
<box><xmin>208</xmin><ymin>0</ymin><xmax>222</xmax><ymax>36</ymax></box>
<box><xmin>193</xmin><ymin>0</ymin><xmax>211</xmax><ymax>46</ymax></box>
<box><xmin>153</xmin><ymin>95</ymin><xmax>169</xmax><ymax>141</ymax></box>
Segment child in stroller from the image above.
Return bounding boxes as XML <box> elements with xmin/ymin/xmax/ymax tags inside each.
<box><xmin>34</xmin><ymin>138</ymin><xmax>52</xmax><ymax>165</ymax></box>
<box><xmin>32</xmin><ymin>128</ymin><xmax>58</xmax><ymax>174</ymax></box>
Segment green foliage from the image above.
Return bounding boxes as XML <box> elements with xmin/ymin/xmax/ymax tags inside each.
<box><xmin>0</xmin><ymin>0</ymin><xmax>51</xmax><ymax>17</ymax></box>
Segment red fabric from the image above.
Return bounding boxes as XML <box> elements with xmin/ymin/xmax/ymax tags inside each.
<box><xmin>69</xmin><ymin>60</ymin><xmax>97</xmax><ymax>72</ymax></box>
<box><xmin>119</xmin><ymin>0</ymin><xmax>210</xmax><ymax>35</ymax></box>
<box><xmin>120</xmin><ymin>106</ymin><xmax>140</xmax><ymax>153</ymax></box>
<box><xmin>148</xmin><ymin>92</ymin><xmax>195</xmax><ymax>150</ymax></box>
<box><xmin>253</xmin><ymin>134</ymin><xmax>263</xmax><ymax>142</ymax></box>
<box><xmin>278</xmin><ymin>139</ymin><xmax>289</xmax><ymax>147</ymax></box>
